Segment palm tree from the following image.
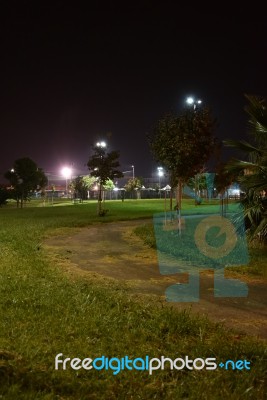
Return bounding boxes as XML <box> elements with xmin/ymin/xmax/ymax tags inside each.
<box><xmin>225</xmin><ymin>94</ymin><xmax>267</xmax><ymax>240</ymax></box>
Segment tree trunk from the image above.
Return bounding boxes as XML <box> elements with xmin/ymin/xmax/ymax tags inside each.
<box><xmin>98</xmin><ymin>183</ymin><xmax>102</xmax><ymax>215</ymax></box>
<box><xmin>175</xmin><ymin>180</ymin><xmax>183</xmax><ymax>210</ymax></box>
<box><xmin>169</xmin><ymin>189</ymin><xmax>173</xmax><ymax>211</ymax></box>
<box><xmin>176</xmin><ymin>180</ymin><xmax>183</xmax><ymax>235</ymax></box>
<box><xmin>20</xmin><ymin>192</ymin><xmax>24</xmax><ymax>208</ymax></box>
<box><xmin>195</xmin><ymin>174</ymin><xmax>199</xmax><ymax>205</ymax></box>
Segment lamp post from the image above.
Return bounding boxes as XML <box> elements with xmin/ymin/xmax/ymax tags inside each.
<box><xmin>186</xmin><ymin>96</ymin><xmax>203</xmax><ymax>205</ymax></box>
<box><xmin>61</xmin><ymin>166</ymin><xmax>72</xmax><ymax>197</ymax></box>
<box><xmin>123</xmin><ymin>165</ymin><xmax>135</xmax><ymax>180</ymax></box>
<box><xmin>157</xmin><ymin>167</ymin><xmax>163</xmax><ymax>198</ymax></box>
<box><xmin>95</xmin><ymin>141</ymin><xmax>107</xmax><ymax>213</ymax></box>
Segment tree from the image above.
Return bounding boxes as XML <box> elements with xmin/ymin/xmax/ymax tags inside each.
<box><xmin>213</xmin><ymin>160</ymin><xmax>237</xmax><ymax>216</ymax></box>
<box><xmin>50</xmin><ymin>184</ymin><xmax>56</xmax><ymax>205</ymax></box>
<box><xmin>103</xmin><ymin>178</ymin><xmax>115</xmax><ymax>191</ymax></box>
<box><xmin>224</xmin><ymin>94</ymin><xmax>267</xmax><ymax>240</ymax></box>
<box><xmin>72</xmin><ymin>175</ymin><xmax>96</xmax><ymax>202</ymax></box>
<box><xmin>187</xmin><ymin>171</ymin><xmax>207</xmax><ymax>204</ymax></box>
<box><xmin>148</xmin><ymin>106</ymin><xmax>217</xmax><ymax>213</ymax></box>
<box><xmin>4</xmin><ymin>157</ymin><xmax>48</xmax><ymax>208</ymax></box>
<box><xmin>124</xmin><ymin>177</ymin><xmax>142</xmax><ymax>199</ymax></box>
<box><xmin>0</xmin><ymin>186</ymin><xmax>9</xmax><ymax>207</ymax></box>
<box><xmin>87</xmin><ymin>145</ymin><xmax>123</xmax><ymax>215</ymax></box>
<box><xmin>103</xmin><ymin>178</ymin><xmax>115</xmax><ymax>200</ymax></box>
<box><xmin>214</xmin><ymin>161</ymin><xmax>235</xmax><ymax>196</ymax></box>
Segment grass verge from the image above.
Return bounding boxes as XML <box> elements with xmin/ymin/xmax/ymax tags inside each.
<box><xmin>0</xmin><ymin>200</ymin><xmax>266</xmax><ymax>399</ymax></box>
<box><xmin>133</xmin><ymin>220</ymin><xmax>267</xmax><ymax>279</ymax></box>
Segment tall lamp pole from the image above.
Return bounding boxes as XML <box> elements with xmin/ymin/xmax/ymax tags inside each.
<box><xmin>186</xmin><ymin>96</ymin><xmax>202</xmax><ymax>206</ymax></box>
<box><xmin>95</xmin><ymin>141</ymin><xmax>107</xmax><ymax>212</ymax></box>
<box><xmin>132</xmin><ymin>165</ymin><xmax>135</xmax><ymax>179</ymax></box>
<box><xmin>157</xmin><ymin>167</ymin><xmax>163</xmax><ymax>198</ymax></box>
<box><xmin>61</xmin><ymin>166</ymin><xmax>72</xmax><ymax>197</ymax></box>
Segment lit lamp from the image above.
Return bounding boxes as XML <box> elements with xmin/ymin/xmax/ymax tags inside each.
<box><xmin>186</xmin><ymin>96</ymin><xmax>202</xmax><ymax>110</ymax></box>
<box><xmin>132</xmin><ymin>165</ymin><xmax>135</xmax><ymax>179</ymax></box>
<box><xmin>186</xmin><ymin>96</ymin><xmax>202</xmax><ymax>205</ymax></box>
<box><xmin>61</xmin><ymin>166</ymin><xmax>72</xmax><ymax>195</ymax></box>
<box><xmin>157</xmin><ymin>167</ymin><xmax>164</xmax><ymax>198</ymax></box>
<box><xmin>96</xmin><ymin>141</ymin><xmax>106</xmax><ymax>148</ymax></box>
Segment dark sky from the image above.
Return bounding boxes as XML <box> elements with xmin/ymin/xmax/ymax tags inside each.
<box><xmin>1</xmin><ymin>1</ymin><xmax>267</xmax><ymax>181</ymax></box>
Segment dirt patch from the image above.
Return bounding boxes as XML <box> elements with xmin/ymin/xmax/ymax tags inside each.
<box><xmin>43</xmin><ymin>219</ymin><xmax>267</xmax><ymax>340</ymax></box>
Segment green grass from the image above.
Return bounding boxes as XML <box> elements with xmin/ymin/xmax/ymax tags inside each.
<box><xmin>0</xmin><ymin>200</ymin><xmax>266</xmax><ymax>399</ymax></box>
<box><xmin>134</xmin><ymin>223</ymin><xmax>267</xmax><ymax>279</ymax></box>
<box><xmin>226</xmin><ymin>247</ymin><xmax>267</xmax><ymax>278</ymax></box>
<box><xmin>132</xmin><ymin>200</ymin><xmax>267</xmax><ymax>279</ymax></box>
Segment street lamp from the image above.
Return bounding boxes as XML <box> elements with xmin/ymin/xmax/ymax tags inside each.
<box><xmin>94</xmin><ymin>141</ymin><xmax>107</xmax><ymax>214</ymax></box>
<box><xmin>157</xmin><ymin>167</ymin><xmax>163</xmax><ymax>198</ymax></box>
<box><xmin>186</xmin><ymin>96</ymin><xmax>202</xmax><ymax>110</ymax></box>
<box><xmin>96</xmin><ymin>141</ymin><xmax>106</xmax><ymax>148</ymax></box>
<box><xmin>122</xmin><ymin>166</ymin><xmax>135</xmax><ymax>180</ymax></box>
<box><xmin>61</xmin><ymin>166</ymin><xmax>72</xmax><ymax>195</ymax></box>
<box><xmin>186</xmin><ymin>96</ymin><xmax>203</xmax><ymax>205</ymax></box>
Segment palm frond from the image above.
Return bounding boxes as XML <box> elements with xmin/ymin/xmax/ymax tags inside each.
<box><xmin>224</xmin><ymin>139</ymin><xmax>262</xmax><ymax>154</ymax></box>
<box><xmin>244</xmin><ymin>94</ymin><xmax>267</xmax><ymax>140</ymax></box>
<box><xmin>224</xmin><ymin>94</ymin><xmax>267</xmax><ymax>241</ymax></box>
<box><xmin>254</xmin><ymin>216</ymin><xmax>267</xmax><ymax>239</ymax></box>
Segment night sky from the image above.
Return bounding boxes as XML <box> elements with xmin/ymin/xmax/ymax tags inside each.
<box><xmin>1</xmin><ymin>1</ymin><xmax>267</xmax><ymax>182</ymax></box>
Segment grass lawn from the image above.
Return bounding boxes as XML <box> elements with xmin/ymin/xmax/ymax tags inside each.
<box><xmin>0</xmin><ymin>199</ymin><xmax>266</xmax><ymax>399</ymax></box>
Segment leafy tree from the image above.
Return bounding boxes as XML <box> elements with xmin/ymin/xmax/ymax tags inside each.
<box><xmin>213</xmin><ymin>161</ymin><xmax>238</xmax><ymax>216</ymax></box>
<box><xmin>124</xmin><ymin>177</ymin><xmax>142</xmax><ymax>199</ymax></box>
<box><xmin>125</xmin><ymin>177</ymin><xmax>141</xmax><ymax>191</ymax></box>
<box><xmin>187</xmin><ymin>171</ymin><xmax>207</xmax><ymax>204</ymax></box>
<box><xmin>72</xmin><ymin>175</ymin><xmax>96</xmax><ymax>201</ymax></box>
<box><xmin>83</xmin><ymin>175</ymin><xmax>97</xmax><ymax>190</ymax></box>
<box><xmin>214</xmin><ymin>161</ymin><xmax>236</xmax><ymax>195</ymax></box>
<box><xmin>103</xmin><ymin>178</ymin><xmax>115</xmax><ymax>191</ymax></box>
<box><xmin>225</xmin><ymin>94</ymin><xmax>267</xmax><ymax>240</ymax></box>
<box><xmin>87</xmin><ymin>145</ymin><xmax>123</xmax><ymax>215</ymax></box>
<box><xmin>4</xmin><ymin>157</ymin><xmax>48</xmax><ymax>208</ymax></box>
<box><xmin>103</xmin><ymin>178</ymin><xmax>115</xmax><ymax>200</ymax></box>
<box><xmin>148</xmin><ymin>107</ymin><xmax>217</xmax><ymax>212</ymax></box>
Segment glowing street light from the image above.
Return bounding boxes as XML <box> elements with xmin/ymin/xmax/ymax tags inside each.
<box><xmin>61</xmin><ymin>166</ymin><xmax>72</xmax><ymax>179</ymax></box>
<box><xmin>186</xmin><ymin>96</ymin><xmax>202</xmax><ymax>110</ymax></box>
<box><xmin>96</xmin><ymin>141</ymin><xmax>107</xmax><ymax>148</ymax></box>
<box><xmin>61</xmin><ymin>166</ymin><xmax>72</xmax><ymax>194</ymax></box>
<box><xmin>132</xmin><ymin>165</ymin><xmax>135</xmax><ymax>179</ymax></box>
<box><xmin>158</xmin><ymin>166</ymin><xmax>164</xmax><ymax>180</ymax></box>
<box><xmin>157</xmin><ymin>166</ymin><xmax>164</xmax><ymax>198</ymax></box>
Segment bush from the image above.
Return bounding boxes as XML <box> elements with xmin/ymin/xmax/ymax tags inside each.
<box><xmin>0</xmin><ymin>186</ymin><xmax>9</xmax><ymax>207</ymax></box>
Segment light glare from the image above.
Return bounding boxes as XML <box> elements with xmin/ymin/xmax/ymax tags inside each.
<box><xmin>61</xmin><ymin>166</ymin><xmax>72</xmax><ymax>179</ymax></box>
<box><xmin>186</xmin><ymin>97</ymin><xmax>194</xmax><ymax>104</ymax></box>
<box><xmin>96</xmin><ymin>141</ymin><xmax>107</xmax><ymax>148</ymax></box>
